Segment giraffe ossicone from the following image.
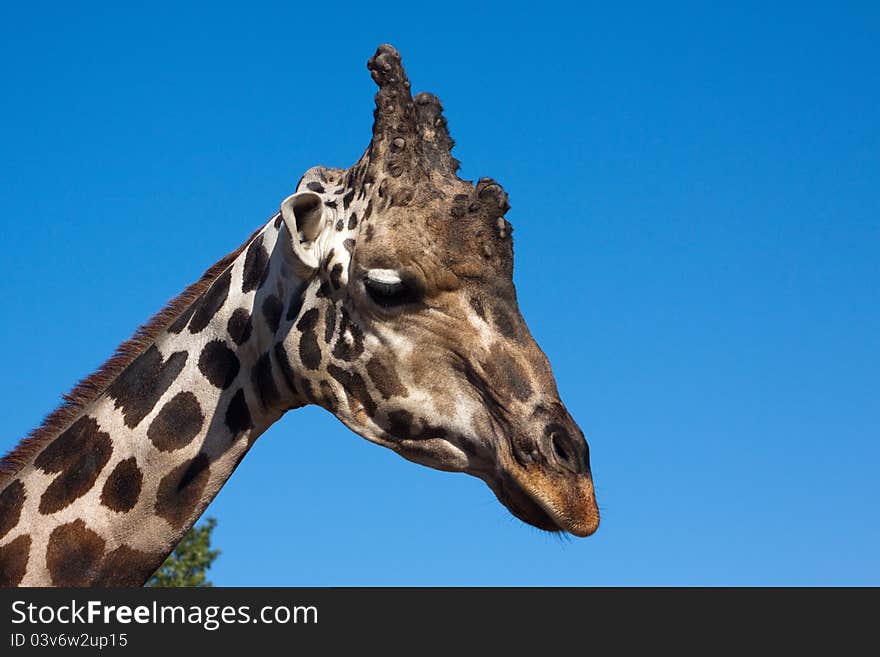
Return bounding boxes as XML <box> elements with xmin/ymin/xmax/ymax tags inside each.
<box><xmin>0</xmin><ymin>44</ymin><xmax>599</xmax><ymax>587</ymax></box>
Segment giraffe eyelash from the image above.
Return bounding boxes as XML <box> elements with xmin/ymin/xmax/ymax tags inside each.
<box><xmin>363</xmin><ymin>271</ymin><xmax>419</xmax><ymax>308</ymax></box>
<box><xmin>365</xmin><ymin>269</ymin><xmax>402</xmax><ymax>285</ymax></box>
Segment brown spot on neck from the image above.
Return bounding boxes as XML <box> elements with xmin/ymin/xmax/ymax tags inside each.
<box><xmin>46</xmin><ymin>519</ymin><xmax>106</xmax><ymax>586</ymax></box>
<box><xmin>106</xmin><ymin>346</ymin><xmax>188</xmax><ymax>429</ymax></box>
<box><xmin>0</xmin><ymin>534</ymin><xmax>31</xmax><ymax>586</ymax></box>
<box><xmin>148</xmin><ymin>392</ymin><xmax>204</xmax><ymax>452</ymax></box>
<box><xmin>100</xmin><ymin>457</ymin><xmax>143</xmax><ymax>513</ymax></box>
<box><xmin>0</xmin><ymin>480</ymin><xmax>25</xmax><ymax>541</ymax></box>
<box><xmin>154</xmin><ymin>454</ymin><xmax>211</xmax><ymax>529</ymax></box>
<box><xmin>35</xmin><ymin>417</ymin><xmax>113</xmax><ymax>514</ymax></box>
<box><xmin>94</xmin><ymin>545</ymin><xmax>163</xmax><ymax>587</ymax></box>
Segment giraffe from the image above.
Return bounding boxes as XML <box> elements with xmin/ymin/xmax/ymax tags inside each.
<box><xmin>0</xmin><ymin>45</ymin><xmax>599</xmax><ymax>587</ymax></box>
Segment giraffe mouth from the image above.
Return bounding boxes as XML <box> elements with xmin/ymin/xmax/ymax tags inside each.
<box><xmin>489</xmin><ymin>474</ymin><xmax>565</xmax><ymax>534</ymax></box>
<box><xmin>485</xmin><ymin>465</ymin><xmax>600</xmax><ymax>537</ymax></box>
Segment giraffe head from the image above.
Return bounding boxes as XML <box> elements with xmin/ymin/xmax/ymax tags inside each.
<box><xmin>276</xmin><ymin>45</ymin><xmax>598</xmax><ymax>537</ymax></box>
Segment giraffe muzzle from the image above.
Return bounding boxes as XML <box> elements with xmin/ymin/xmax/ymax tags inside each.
<box><xmin>487</xmin><ymin>460</ymin><xmax>600</xmax><ymax>537</ymax></box>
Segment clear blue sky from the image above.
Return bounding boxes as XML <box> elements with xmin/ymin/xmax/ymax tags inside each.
<box><xmin>1</xmin><ymin>2</ymin><xmax>877</xmax><ymax>585</ymax></box>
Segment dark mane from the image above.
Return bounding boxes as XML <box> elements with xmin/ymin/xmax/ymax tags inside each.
<box><xmin>0</xmin><ymin>219</ymin><xmax>270</xmax><ymax>487</ymax></box>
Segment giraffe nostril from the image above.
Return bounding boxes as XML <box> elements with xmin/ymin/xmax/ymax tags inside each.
<box><xmin>551</xmin><ymin>432</ymin><xmax>571</xmax><ymax>463</ymax></box>
<box><xmin>545</xmin><ymin>423</ymin><xmax>587</xmax><ymax>474</ymax></box>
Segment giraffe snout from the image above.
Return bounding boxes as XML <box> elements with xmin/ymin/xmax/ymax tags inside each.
<box><xmin>488</xmin><ymin>406</ymin><xmax>599</xmax><ymax>537</ymax></box>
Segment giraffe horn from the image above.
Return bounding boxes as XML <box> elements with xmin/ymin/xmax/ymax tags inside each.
<box><xmin>414</xmin><ymin>92</ymin><xmax>460</xmax><ymax>176</ymax></box>
<box><xmin>364</xmin><ymin>44</ymin><xmax>422</xmax><ymax>180</ymax></box>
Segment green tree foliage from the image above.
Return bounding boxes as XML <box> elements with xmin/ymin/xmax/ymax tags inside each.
<box><xmin>147</xmin><ymin>517</ymin><xmax>220</xmax><ymax>587</ymax></box>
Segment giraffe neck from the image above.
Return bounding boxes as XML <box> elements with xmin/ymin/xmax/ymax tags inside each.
<box><xmin>0</xmin><ymin>214</ymin><xmax>308</xmax><ymax>586</ymax></box>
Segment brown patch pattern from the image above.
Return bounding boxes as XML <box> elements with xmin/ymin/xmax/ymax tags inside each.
<box><xmin>331</xmin><ymin>308</ymin><xmax>365</xmax><ymax>361</ymax></box>
<box><xmin>188</xmin><ymin>269</ymin><xmax>232</xmax><ymax>334</ymax></box>
<box><xmin>242</xmin><ymin>234</ymin><xmax>269</xmax><ymax>293</ymax></box>
<box><xmin>366</xmin><ymin>357</ymin><xmax>407</xmax><ymax>399</ymax></box>
<box><xmin>324</xmin><ymin>304</ymin><xmax>337</xmax><ymax>344</ymax></box>
<box><xmin>105</xmin><ymin>346</ymin><xmax>188</xmax><ymax>429</ymax></box>
<box><xmin>167</xmin><ymin>302</ymin><xmax>198</xmax><ymax>334</ymax></box>
<box><xmin>147</xmin><ymin>391</ymin><xmax>204</xmax><ymax>452</ymax></box>
<box><xmin>252</xmin><ymin>354</ymin><xmax>280</xmax><ymax>410</ymax></box>
<box><xmin>0</xmin><ymin>480</ymin><xmax>25</xmax><ymax>541</ymax></box>
<box><xmin>225</xmin><ymin>389</ymin><xmax>252</xmax><ymax>436</ymax></box>
<box><xmin>198</xmin><ymin>340</ymin><xmax>240</xmax><ymax>389</ymax></box>
<box><xmin>0</xmin><ymin>534</ymin><xmax>31</xmax><ymax>586</ymax></box>
<box><xmin>385</xmin><ymin>410</ymin><xmax>448</xmax><ymax>441</ymax></box>
<box><xmin>100</xmin><ymin>457</ymin><xmax>143</xmax><ymax>513</ymax></box>
<box><xmin>262</xmin><ymin>294</ymin><xmax>283</xmax><ymax>334</ymax></box>
<box><xmin>327</xmin><ymin>364</ymin><xmax>377</xmax><ymax>415</ymax></box>
<box><xmin>46</xmin><ymin>520</ymin><xmax>106</xmax><ymax>586</ymax></box>
<box><xmin>94</xmin><ymin>545</ymin><xmax>162</xmax><ymax>587</ymax></box>
<box><xmin>155</xmin><ymin>454</ymin><xmax>211</xmax><ymax>529</ymax></box>
<box><xmin>227</xmin><ymin>308</ymin><xmax>253</xmax><ymax>345</ymax></box>
<box><xmin>296</xmin><ymin>309</ymin><xmax>322</xmax><ymax>370</ymax></box>
<box><xmin>35</xmin><ymin>416</ymin><xmax>113</xmax><ymax>514</ymax></box>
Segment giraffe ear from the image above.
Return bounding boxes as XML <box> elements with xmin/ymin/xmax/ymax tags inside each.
<box><xmin>280</xmin><ymin>191</ymin><xmax>327</xmax><ymax>275</ymax></box>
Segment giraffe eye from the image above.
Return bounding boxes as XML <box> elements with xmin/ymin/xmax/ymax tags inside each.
<box><xmin>364</xmin><ymin>270</ymin><xmax>419</xmax><ymax>308</ymax></box>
